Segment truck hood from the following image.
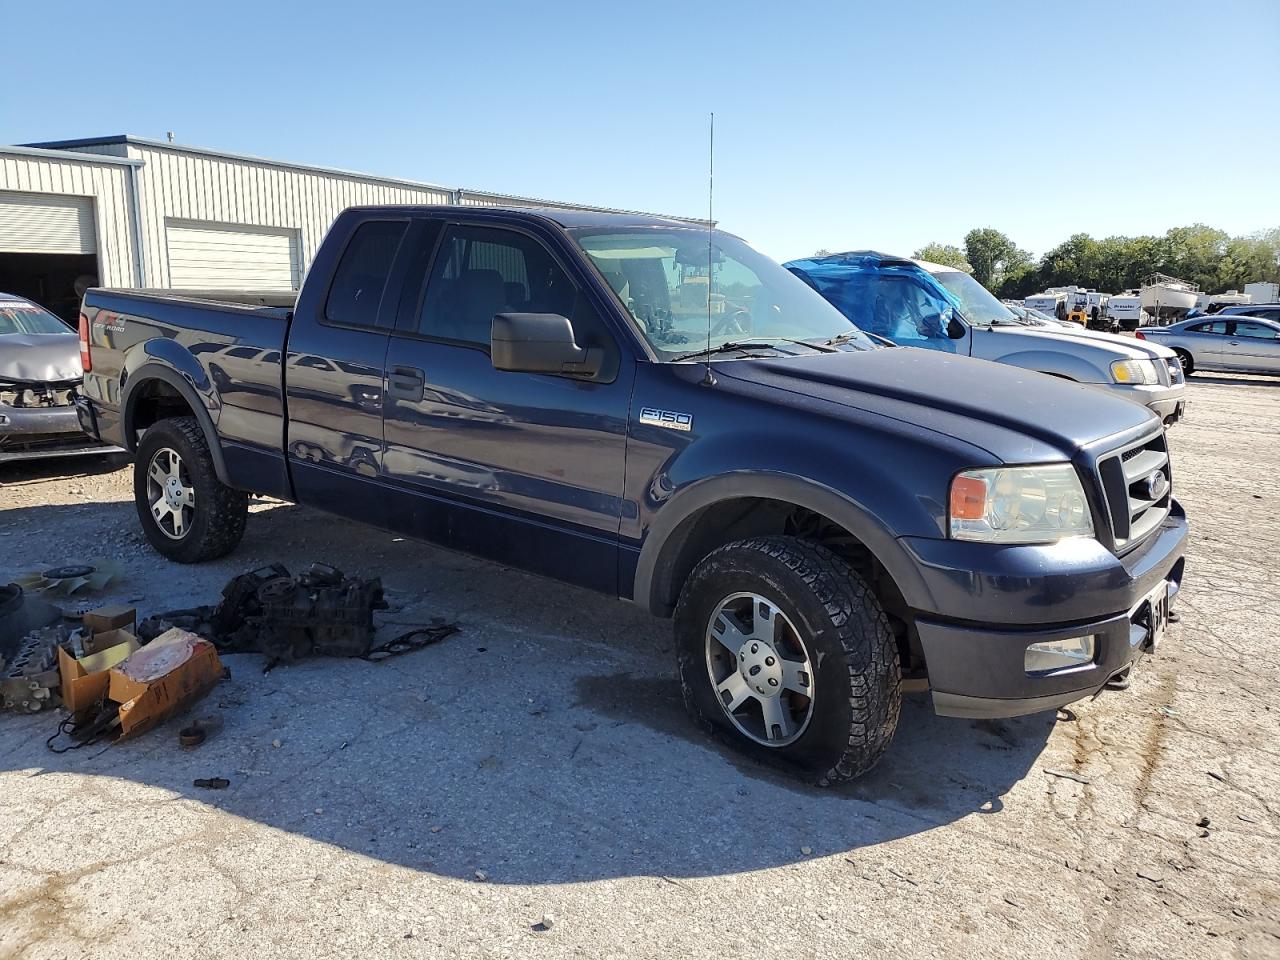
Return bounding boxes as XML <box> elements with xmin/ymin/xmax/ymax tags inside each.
<box><xmin>0</xmin><ymin>333</ymin><xmax>83</xmax><ymax>383</ymax></box>
<box><xmin>985</xmin><ymin>323</ymin><xmax>1176</xmax><ymax>361</ymax></box>
<box><xmin>714</xmin><ymin>347</ymin><xmax>1156</xmax><ymax>455</ymax></box>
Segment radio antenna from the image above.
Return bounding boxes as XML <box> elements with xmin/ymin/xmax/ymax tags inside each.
<box><xmin>702</xmin><ymin>112</ymin><xmax>715</xmax><ymax>384</ymax></box>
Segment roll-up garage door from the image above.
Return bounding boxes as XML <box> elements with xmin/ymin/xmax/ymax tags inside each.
<box><xmin>0</xmin><ymin>191</ymin><xmax>97</xmax><ymax>254</ymax></box>
<box><xmin>165</xmin><ymin>219</ymin><xmax>301</xmax><ymax>291</ymax></box>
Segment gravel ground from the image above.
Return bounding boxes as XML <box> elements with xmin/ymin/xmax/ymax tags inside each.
<box><xmin>1</xmin><ymin>374</ymin><xmax>1277</xmax><ymax>959</ymax></box>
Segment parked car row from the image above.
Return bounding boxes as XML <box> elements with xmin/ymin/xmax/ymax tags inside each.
<box><xmin>70</xmin><ymin>205</ymin><xmax>1189</xmax><ymax>784</ymax></box>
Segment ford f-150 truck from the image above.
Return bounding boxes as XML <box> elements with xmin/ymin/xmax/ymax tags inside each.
<box><xmin>76</xmin><ymin>206</ymin><xmax>1187</xmax><ymax>784</ymax></box>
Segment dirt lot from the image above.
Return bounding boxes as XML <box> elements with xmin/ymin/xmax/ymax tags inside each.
<box><xmin>1</xmin><ymin>374</ymin><xmax>1277</xmax><ymax>960</ymax></box>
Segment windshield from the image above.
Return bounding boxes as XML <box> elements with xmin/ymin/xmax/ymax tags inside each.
<box><xmin>571</xmin><ymin>228</ymin><xmax>872</xmax><ymax>359</ymax></box>
<box><xmin>0</xmin><ymin>299</ymin><xmax>71</xmax><ymax>335</ymax></box>
<box><xmin>929</xmin><ymin>270</ymin><xmax>1020</xmax><ymax>325</ymax></box>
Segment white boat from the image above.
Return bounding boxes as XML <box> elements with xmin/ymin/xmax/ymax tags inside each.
<box><xmin>1141</xmin><ymin>274</ymin><xmax>1199</xmax><ymax>321</ymax></box>
<box><xmin>1193</xmin><ymin>290</ymin><xmax>1251</xmax><ymax>312</ymax></box>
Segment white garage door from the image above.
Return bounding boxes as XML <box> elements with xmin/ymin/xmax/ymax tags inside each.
<box><xmin>165</xmin><ymin>220</ymin><xmax>301</xmax><ymax>291</ymax></box>
<box><xmin>0</xmin><ymin>191</ymin><xmax>97</xmax><ymax>254</ymax></box>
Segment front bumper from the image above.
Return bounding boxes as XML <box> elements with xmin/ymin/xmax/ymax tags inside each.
<box><xmin>902</xmin><ymin>500</ymin><xmax>1187</xmax><ymax>719</ymax></box>
<box><xmin>1107</xmin><ymin>380</ymin><xmax>1186</xmax><ymax>425</ymax></box>
<box><xmin>0</xmin><ymin>402</ymin><xmax>120</xmax><ymax>463</ymax></box>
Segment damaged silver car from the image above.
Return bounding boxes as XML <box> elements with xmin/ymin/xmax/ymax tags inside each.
<box><xmin>0</xmin><ymin>293</ymin><xmax>121</xmax><ymax>463</ymax></box>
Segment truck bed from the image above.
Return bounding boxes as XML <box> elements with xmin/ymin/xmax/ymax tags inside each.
<box><xmin>80</xmin><ymin>287</ymin><xmax>297</xmax><ymax>498</ymax></box>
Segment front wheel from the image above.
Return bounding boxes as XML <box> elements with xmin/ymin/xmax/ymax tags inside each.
<box><xmin>134</xmin><ymin>417</ymin><xmax>248</xmax><ymax>563</ymax></box>
<box><xmin>675</xmin><ymin>536</ymin><xmax>901</xmax><ymax>785</ymax></box>
<box><xmin>1173</xmin><ymin>348</ymin><xmax>1194</xmax><ymax>375</ymax></box>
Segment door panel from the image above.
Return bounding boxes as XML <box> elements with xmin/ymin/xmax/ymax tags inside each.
<box><xmin>1219</xmin><ymin>320</ymin><xmax>1280</xmax><ymax>372</ymax></box>
<box><xmin>380</xmin><ymin>221</ymin><xmax>632</xmax><ymax>594</ymax></box>
<box><xmin>285</xmin><ymin>218</ymin><xmax>410</xmax><ymax>521</ymax></box>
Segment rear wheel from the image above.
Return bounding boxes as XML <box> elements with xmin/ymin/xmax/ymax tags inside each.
<box><xmin>675</xmin><ymin>536</ymin><xmax>901</xmax><ymax>785</ymax></box>
<box><xmin>134</xmin><ymin>417</ymin><xmax>248</xmax><ymax>563</ymax></box>
<box><xmin>1173</xmin><ymin>348</ymin><xmax>1194</xmax><ymax>375</ymax></box>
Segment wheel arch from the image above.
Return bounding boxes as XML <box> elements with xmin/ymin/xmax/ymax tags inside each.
<box><xmin>122</xmin><ymin>363</ymin><xmax>230</xmax><ymax>484</ymax></box>
<box><xmin>633</xmin><ymin>472</ymin><xmax>933</xmax><ymax>620</ymax></box>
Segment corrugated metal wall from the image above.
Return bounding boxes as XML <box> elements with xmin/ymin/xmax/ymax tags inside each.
<box><xmin>120</xmin><ymin>143</ymin><xmax>453</xmax><ymax>288</ymax></box>
<box><xmin>2</xmin><ymin>139</ymin><xmax>707</xmax><ymax>294</ymax></box>
<box><xmin>0</xmin><ymin>150</ymin><xmax>139</xmax><ymax>286</ymax></box>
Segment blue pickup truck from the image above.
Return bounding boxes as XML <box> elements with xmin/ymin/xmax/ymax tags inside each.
<box><xmin>75</xmin><ymin>206</ymin><xmax>1187</xmax><ymax>783</ymax></box>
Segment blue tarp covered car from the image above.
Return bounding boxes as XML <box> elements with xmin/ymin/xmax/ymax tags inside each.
<box><xmin>784</xmin><ymin>252</ymin><xmax>1187</xmax><ymax>424</ymax></box>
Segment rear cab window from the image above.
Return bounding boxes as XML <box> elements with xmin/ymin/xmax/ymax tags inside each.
<box><xmin>325</xmin><ymin>220</ymin><xmax>410</xmax><ymax>328</ymax></box>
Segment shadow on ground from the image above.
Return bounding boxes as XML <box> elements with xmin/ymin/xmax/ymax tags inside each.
<box><xmin>1</xmin><ymin>494</ymin><xmax>1053</xmax><ymax>885</ymax></box>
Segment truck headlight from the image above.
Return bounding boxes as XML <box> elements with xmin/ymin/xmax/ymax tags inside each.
<box><xmin>949</xmin><ymin>464</ymin><xmax>1094</xmax><ymax>543</ymax></box>
<box><xmin>1111</xmin><ymin>359</ymin><xmax>1161</xmax><ymax>385</ymax></box>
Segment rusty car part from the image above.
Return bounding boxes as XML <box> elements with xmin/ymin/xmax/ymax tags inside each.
<box><xmin>1</xmin><ymin>623</ymin><xmax>74</xmax><ymax>713</ymax></box>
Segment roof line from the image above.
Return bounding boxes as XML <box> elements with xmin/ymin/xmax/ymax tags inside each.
<box><xmin>23</xmin><ymin>135</ymin><xmax>455</xmax><ymax>194</ymax></box>
<box><xmin>0</xmin><ymin>143</ymin><xmax>143</xmax><ymax>167</ymax></box>
<box><xmin>456</xmin><ymin>187</ymin><xmax>708</xmax><ymax>225</ymax></box>
<box><xmin>20</xmin><ymin>135</ymin><xmax>703</xmax><ymax>223</ymax></box>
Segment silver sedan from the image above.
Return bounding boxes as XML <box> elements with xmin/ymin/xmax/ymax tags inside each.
<box><xmin>1139</xmin><ymin>315</ymin><xmax>1280</xmax><ymax>376</ymax></box>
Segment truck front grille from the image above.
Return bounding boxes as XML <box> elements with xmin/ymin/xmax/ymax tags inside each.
<box><xmin>1097</xmin><ymin>430</ymin><xmax>1172</xmax><ymax>552</ymax></box>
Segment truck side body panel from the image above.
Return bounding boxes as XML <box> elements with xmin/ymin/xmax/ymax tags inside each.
<box><xmin>80</xmin><ymin>290</ymin><xmax>294</xmax><ymax>499</ymax></box>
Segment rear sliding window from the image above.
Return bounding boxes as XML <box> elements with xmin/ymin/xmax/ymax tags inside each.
<box><xmin>325</xmin><ymin>221</ymin><xmax>408</xmax><ymax>328</ymax></box>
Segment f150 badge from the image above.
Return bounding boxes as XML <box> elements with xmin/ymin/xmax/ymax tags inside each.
<box><xmin>639</xmin><ymin>407</ymin><xmax>693</xmax><ymax>432</ymax></box>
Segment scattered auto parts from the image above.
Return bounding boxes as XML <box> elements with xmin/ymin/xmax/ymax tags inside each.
<box><xmin>0</xmin><ymin>582</ymin><xmax>62</xmax><ymax>657</ymax></box>
<box><xmin>138</xmin><ymin>563</ymin><xmax>453</xmax><ymax>666</ymax></box>
<box><xmin>2</xmin><ymin>623</ymin><xmax>72</xmax><ymax>713</ymax></box>
<box><xmin>12</xmin><ymin>560</ymin><xmax>125</xmax><ymax>597</ymax></box>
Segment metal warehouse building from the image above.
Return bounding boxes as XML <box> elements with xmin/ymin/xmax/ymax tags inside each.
<box><xmin>0</xmin><ymin>135</ymin><xmax>673</xmax><ymax>321</ymax></box>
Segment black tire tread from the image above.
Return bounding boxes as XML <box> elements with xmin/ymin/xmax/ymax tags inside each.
<box><xmin>134</xmin><ymin>416</ymin><xmax>248</xmax><ymax>563</ymax></box>
<box><xmin>675</xmin><ymin>535</ymin><xmax>901</xmax><ymax>785</ymax></box>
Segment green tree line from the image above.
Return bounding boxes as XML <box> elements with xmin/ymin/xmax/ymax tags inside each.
<box><xmin>912</xmin><ymin>225</ymin><xmax>1280</xmax><ymax>300</ymax></box>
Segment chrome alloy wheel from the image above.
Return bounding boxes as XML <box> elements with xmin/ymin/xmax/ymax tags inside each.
<box><xmin>145</xmin><ymin>446</ymin><xmax>195</xmax><ymax>540</ymax></box>
<box><xmin>704</xmin><ymin>592</ymin><xmax>815</xmax><ymax>746</ymax></box>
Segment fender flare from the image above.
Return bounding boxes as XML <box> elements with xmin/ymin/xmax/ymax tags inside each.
<box><xmin>631</xmin><ymin>471</ymin><xmax>935</xmax><ymax>617</ymax></box>
<box><xmin>121</xmin><ymin>362</ymin><xmax>230</xmax><ymax>484</ymax></box>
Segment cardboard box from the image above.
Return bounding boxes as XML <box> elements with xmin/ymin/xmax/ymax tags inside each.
<box><xmin>106</xmin><ymin>628</ymin><xmax>222</xmax><ymax>741</ymax></box>
<box><xmin>82</xmin><ymin>605</ymin><xmax>137</xmax><ymax>641</ymax></box>
<box><xmin>57</xmin><ymin>629</ymin><xmax>141</xmax><ymax>714</ymax></box>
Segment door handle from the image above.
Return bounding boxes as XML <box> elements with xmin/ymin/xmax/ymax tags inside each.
<box><xmin>388</xmin><ymin>365</ymin><xmax>425</xmax><ymax>401</ymax></box>
<box><xmin>1228</xmin><ymin>341</ymin><xmax>1240</xmax><ymax>346</ymax></box>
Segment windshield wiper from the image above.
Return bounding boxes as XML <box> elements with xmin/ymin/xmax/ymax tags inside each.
<box><xmin>671</xmin><ymin>341</ymin><xmax>786</xmax><ymax>362</ymax></box>
<box><xmin>821</xmin><ymin>331</ymin><xmax>864</xmax><ymax>347</ymax></box>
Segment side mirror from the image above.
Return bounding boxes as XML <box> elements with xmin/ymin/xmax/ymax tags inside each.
<box><xmin>491</xmin><ymin>313</ymin><xmax>602</xmax><ymax>377</ymax></box>
<box><xmin>946</xmin><ymin>315</ymin><xmax>967</xmax><ymax>339</ymax></box>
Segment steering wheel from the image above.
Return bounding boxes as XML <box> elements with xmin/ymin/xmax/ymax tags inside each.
<box><xmin>711</xmin><ymin>308</ymin><xmax>752</xmax><ymax>337</ymax></box>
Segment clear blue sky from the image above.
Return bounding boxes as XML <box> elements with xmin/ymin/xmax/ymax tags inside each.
<box><xmin>4</xmin><ymin>0</ymin><xmax>1277</xmax><ymax>261</ymax></box>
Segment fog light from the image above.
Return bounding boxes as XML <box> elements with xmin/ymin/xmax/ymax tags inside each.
<box><xmin>1025</xmin><ymin>635</ymin><xmax>1095</xmax><ymax>674</ymax></box>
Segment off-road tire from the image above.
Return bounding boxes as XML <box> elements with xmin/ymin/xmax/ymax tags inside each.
<box><xmin>133</xmin><ymin>417</ymin><xmax>248</xmax><ymax>563</ymax></box>
<box><xmin>674</xmin><ymin>536</ymin><xmax>901</xmax><ymax>785</ymax></box>
<box><xmin>1173</xmin><ymin>348</ymin><xmax>1194</xmax><ymax>376</ymax></box>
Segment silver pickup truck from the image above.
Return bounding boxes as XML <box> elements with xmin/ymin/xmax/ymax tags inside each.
<box><xmin>786</xmin><ymin>253</ymin><xmax>1187</xmax><ymax>426</ymax></box>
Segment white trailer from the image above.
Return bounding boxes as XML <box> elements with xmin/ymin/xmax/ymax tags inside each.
<box><xmin>1245</xmin><ymin>281</ymin><xmax>1279</xmax><ymax>304</ymax></box>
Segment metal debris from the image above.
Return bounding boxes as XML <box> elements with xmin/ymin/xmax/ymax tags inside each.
<box><xmin>139</xmin><ymin>563</ymin><xmax>455</xmax><ymax>665</ymax></box>
<box><xmin>1</xmin><ymin>623</ymin><xmax>74</xmax><ymax>713</ymax></box>
<box><xmin>193</xmin><ymin>777</ymin><xmax>230</xmax><ymax>789</ymax></box>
